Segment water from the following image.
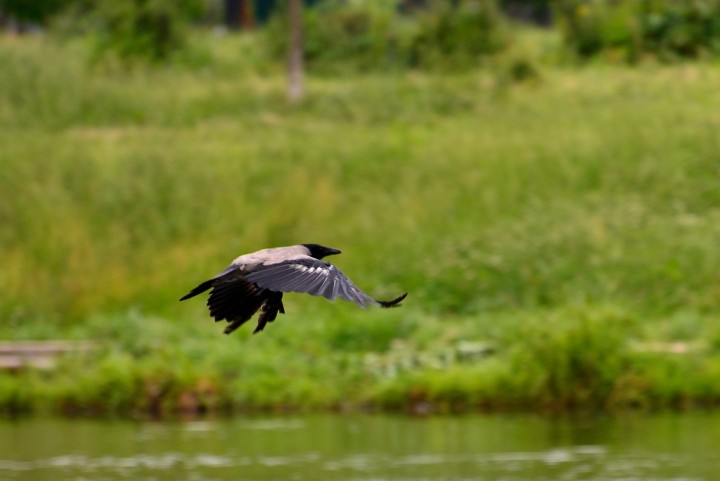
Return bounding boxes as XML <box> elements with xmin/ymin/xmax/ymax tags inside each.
<box><xmin>1</xmin><ymin>413</ymin><xmax>719</xmax><ymax>480</ymax></box>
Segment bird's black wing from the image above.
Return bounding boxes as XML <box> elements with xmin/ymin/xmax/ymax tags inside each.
<box><xmin>245</xmin><ymin>258</ymin><xmax>406</xmax><ymax>308</ymax></box>
<box><xmin>207</xmin><ymin>278</ymin><xmax>264</xmax><ymax>322</ymax></box>
<box><xmin>180</xmin><ymin>265</ymin><xmax>242</xmax><ymax>301</ymax></box>
<box><xmin>181</xmin><ymin>265</ymin><xmax>270</xmax><ymax>331</ymax></box>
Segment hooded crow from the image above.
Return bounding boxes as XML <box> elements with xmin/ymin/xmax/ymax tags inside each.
<box><xmin>180</xmin><ymin>244</ymin><xmax>407</xmax><ymax>335</ymax></box>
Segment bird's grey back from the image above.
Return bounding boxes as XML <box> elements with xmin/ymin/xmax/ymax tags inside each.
<box><xmin>231</xmin><ymin>245</ymin><xmax>311</xmax><ymax>271</ymax></box>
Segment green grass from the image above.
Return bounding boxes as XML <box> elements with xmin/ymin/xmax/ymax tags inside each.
<box><xmin>2</xmin><ymin>32</ymin><xmax>720</xmax><ymax>416</ymax></box>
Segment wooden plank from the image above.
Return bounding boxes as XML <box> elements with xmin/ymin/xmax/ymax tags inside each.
<box><xmin>0</xmin><ymin>341</ymin><xmax>98</xmax><ymax>371</ymax></box>
<box><xmin>0</xmin><ymin>341</ymin><xmax>97</xmax><ymax>354</ymax></box>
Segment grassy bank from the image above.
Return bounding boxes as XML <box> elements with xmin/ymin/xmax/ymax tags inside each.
<box><xmin>2</xmin><ymin>33</ymin><xmax>720</xmax><ymax>416</ymax></box>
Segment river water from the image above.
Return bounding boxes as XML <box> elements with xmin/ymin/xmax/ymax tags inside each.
<box><xmin>0</xmin><ymin>412</ymin><xmax>718</xmax><ymax>480</ymax></box>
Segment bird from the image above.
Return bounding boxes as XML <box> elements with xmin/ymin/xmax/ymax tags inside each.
<box><xmin>180</xmin><ymin>243</ymin><xmax>407</xmax><ymax>335</ymax></box>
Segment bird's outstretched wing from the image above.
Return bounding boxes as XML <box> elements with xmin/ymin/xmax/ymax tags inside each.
<box><xmin>207</xmin><ymin>277</ymin><xmax>264</xmax><ymax>322</ymax></box>
<box><xmin>179</xmin><ymin>265</ymin><xmax>242</xmax><ymax>301</ymax></box>
<box><xmin>245</xmin><ymin>258</ymin><xmax>406</xmax><ymax>308</ymax></box>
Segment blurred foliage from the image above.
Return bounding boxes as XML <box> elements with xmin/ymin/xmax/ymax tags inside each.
<box><xmin>0</xmin><ymin>0</ymin><xmax>72</xmax><ymax>25</ymax></box>
<box><xmin>264</xmin><ymin>0</ymin><xmax>510</xmax><ymax>73</ymax></box>
<box><xmin>49</xmin><ymin>0</ymin><xmax>206</xmax><ymax>63</ymax></box>
<box><xmin>555</xmin><ymin>0</ymin><xmax>720</xmax><ymax>62</ymax></box>
<box><xmin>4</xmin><ymin>306</ymin><xmax>720</xmax><ymax>416</ymax></box>
<box><xmin>2</xmin><ymin>33</ymin><xmax>720</xmax><ymax>320</ymax></box>
<box><xmin>408</xmin><ymin>0</ymin><xmax>509</xmax><ymax>69</ymax></box>
<box><xmin>11</xmin><ymin>0</ymin><xmax>720</xmax><ymax>67</ymax></box>
<box><xmin>510</xmin><ymin>307</ymin><xmax>633</xmax><ymax>410</ymax></box>
<box><xmin>3</xmin><ymin>31</ymin><xmax>720</xmax><ymax>416</ymax></box>
<box><xmin>89</xmin><ymin>0</ymin><xmax>204</xmax><ymax>63</ymax></box>
<box><xmin>0</xmin><ymin>0</ymin><xmax>204</xmax><ymax>62</ymax></box>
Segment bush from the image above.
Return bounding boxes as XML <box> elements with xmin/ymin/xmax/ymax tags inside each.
<box><xmin>86</xmin><ymin>0</ymin><xmax>205</xmax><ymax>63</ymax></box>
<box><xmin>263</xmin><ymin>0</ymin><xmax>510</xmax><ymax>73</ymax></box>
<box><xmin>0</xmin><ymin>0</ymin><xmax>73</xmax><ymax>26</ymax></box>
<box><xmin>408</xmin><ymin>0</ymin><xmax>509</xmax><ymax>69</ymax></box>
<box><xmin>556</xmin><ymin>0</ymin><xmax>720</xmax><ymax>62</ymax></box>
<box><xmin>264</xmin><ymin>1</ymin><xmax>407</xmax><ymax>73</ymax></box>
<box><xmin>510</xmin><ymin>307</ymin><xmax>634</xmax><ymax>410</ymax></box>
<box><xmin>641</xmin><ymin>0</ymin><xmax>720</xmax><ymax>59</ymax></box>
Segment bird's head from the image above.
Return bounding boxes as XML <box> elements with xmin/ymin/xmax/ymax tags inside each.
<box><xmin>302</xmin><ymin>243</ymin><xmax>342</xmax><ymax>259</ymax></box>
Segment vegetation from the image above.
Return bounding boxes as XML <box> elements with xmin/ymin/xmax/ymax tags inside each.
<box><xmin>0</xmin><ymin>0</ymin><xmax>72</xmax><ymax>26</ymax></box>
<box><xmin>556</xmin><ymin>0</ymin><xmax>720</xmax><ymax>62</ymax></box>
<box><xmin>6</xmin><ymin>0</ymin><xmax>720</xmax><ymax>65</ymax></box>
<box><xmin>263</xmin><ymin>0</ymin><xmax>510</xmax><ymax>73</ymax></box>
<box><xmin>83</xmin><ymin>0</ymin><xmax>205</xmax><ymax>63</ymax></box>
<box><xmin>2</xmin><ymin>27</ymin><xmax>720</xmax><ymax>417</ymax></box>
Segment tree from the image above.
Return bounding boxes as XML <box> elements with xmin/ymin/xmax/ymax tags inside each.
<box><xmin>0</xmin><ymin>0</ymin><xmax>71</xmax><ymax>32</ymax></box>
<box><xmin>287</xmin><ymin>0</ymin><xmax>303</xmax><ymax>102</ymax></box>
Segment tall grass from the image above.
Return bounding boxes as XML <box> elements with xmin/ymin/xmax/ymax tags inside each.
<box><xmin>2</xmin><ymin>33</ymin><xmax>720</xmax><ymax>415</ymax></box>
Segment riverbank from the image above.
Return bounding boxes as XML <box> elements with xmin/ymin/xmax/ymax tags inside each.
<box><xmin>2</xmin><ymin>304</ymin><xmax>720</xmax><ymax>417</ymax></box>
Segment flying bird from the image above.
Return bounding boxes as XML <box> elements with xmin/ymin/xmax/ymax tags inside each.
<box><xmin>180</xmin><ymin>244</ymin><xmax>407</xmax><ymax>335</ymax></box>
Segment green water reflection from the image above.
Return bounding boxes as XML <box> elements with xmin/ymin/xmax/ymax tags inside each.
<box><xmin>1</xmin><ymin>413</ymin><xmax>718</xmax><ymax>480</ymax></box>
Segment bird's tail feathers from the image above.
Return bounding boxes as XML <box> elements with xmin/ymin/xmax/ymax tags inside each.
<box><xmin>375</xmin><ymin>292</ymin><xmax>407</xmax><ymax>308</ymax></box>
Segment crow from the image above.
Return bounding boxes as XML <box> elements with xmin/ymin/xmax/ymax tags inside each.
<box><xmin>180</xmin><ymin>244</ymin><xmax>407</xmax><ymax>335</ymax></box>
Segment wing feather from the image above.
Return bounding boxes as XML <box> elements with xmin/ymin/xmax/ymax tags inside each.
<box><xmin>246</xmin><ymin>258</ymin><xmax>381</xmax><ymax>308</ymax></box>
<box><xmin>316</xmin><ymin>275</ymin><xmax>334</xmax><ymax>299</ymax></box>
<box><xmin>284</xmin><ymin>269</ymin><xmax>315</xmax><ymax>292</ymax></box>
<box><xmin>305</xmin><ymin>272</ymin><xmax>330</xmax><ymax>296</ymax></box>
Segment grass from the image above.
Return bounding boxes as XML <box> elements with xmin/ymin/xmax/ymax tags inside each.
<box><xmin>2</xmin><ymin>31</ymin><xmax>720</xmax><ymax>416</ymax></box>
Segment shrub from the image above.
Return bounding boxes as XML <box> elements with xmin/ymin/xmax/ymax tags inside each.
<box><xmin>556</xmin><ymin>0</ymin><xmax>720</xmax><ymax>62</ymax></box>
<box><xmin>264</xmin><ymin>1</ymin><xmax>405</xmax><ymax>73</ymax></box>
<box><xmin>408</xmin><ymin>0</ymin><xmax>510</xmax><ymax>69</ymax></box>
<box><xmin>641</xmin><ymin>0</ymin><xmax>720</xmax><ymax>59</ymax></box>
<box><xmin>263</xmin><ymin>0</ymin><xmax>510</xmax><ymax>73</ymax></box>
<box><xmin>85</xmin><ymin>0</ymin><xmax>205</xmax><ymax>63</ymax></box>
<box><xmin>509</xmin><ymin>307</ymin><xmax>634</xmax><ymax>410</ymax></box>
<box><xmin>0</xmin><ymin>0</ymin><xmax>73</xmax><ymax>26</ymax></box>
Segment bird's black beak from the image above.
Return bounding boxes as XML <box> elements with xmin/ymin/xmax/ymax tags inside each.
<box><xmin>326</xmin><ymin>247</ymin><xmax>341</xmax><ymax>257</ymax></box>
